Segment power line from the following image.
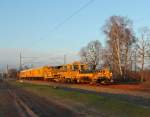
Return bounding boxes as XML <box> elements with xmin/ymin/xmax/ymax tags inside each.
<box><xmin>21</xmin><ymin>57</ymin><xmax>39</xmax><ymax>59</ymax></box>
<box><xmin>64</xmin><ymin>54</ymin><xmax>66</xmax><ymax>65</ymax></box>
<box><xmin>35</xmin><ymin>0</ymin><xmax>95</xmax><ymax>44</ymax></box>
<box><xmin>49</xmin><ymin>0</ymin><xmax>95</xmax><ymax>32</ymax></box>
<box><xmin>19</xmin><ymin>52</ymin><xmax>41</xmax><ymax>69</ymax></box>
<box><xmin>19</xmin><ymin>53</ymin><xmax>22</xmax><ymax>71</ymax></box>
<box><xmin>19</xmin><ymin>52</ymin><xmax>66</xmax><ymax>68</ymax></box>
<box><xmin>19</xmin><ymin>0</ymin><xmax>95</xmax><ymax>66</ymax></box>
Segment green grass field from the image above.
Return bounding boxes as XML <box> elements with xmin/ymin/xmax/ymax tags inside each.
<box><xmin>10</xmin><ymin>81</ymin><xmax>150</xmax><ymax>117</ymax></box>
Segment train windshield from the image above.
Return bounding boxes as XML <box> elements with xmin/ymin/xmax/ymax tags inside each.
<box><xmin>81</xmin><ymin>65</ymin><xmax>87</xmax><ymax>71</ymax></box>
<box><xmin>73</xmin><ymin>65</ymin><xmax>79</xmax><ymax>71</ymax></box>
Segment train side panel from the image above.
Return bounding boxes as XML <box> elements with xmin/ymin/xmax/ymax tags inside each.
<box><xmin>19</xmin><ymin>66</ymin><xmax>51</xmax><ymax>80</ymax></box>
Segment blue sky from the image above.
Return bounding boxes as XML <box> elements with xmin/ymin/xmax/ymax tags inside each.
<box><xmin>0</xmin><ymin>0</ymin><xmax>150</xmax><ymax>70</ymax></box>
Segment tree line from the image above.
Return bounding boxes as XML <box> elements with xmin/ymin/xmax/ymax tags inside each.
<box><xmin>79</xmin><ymin>15</ymin><xmax>150</xmax><ymax>82</ymax></box>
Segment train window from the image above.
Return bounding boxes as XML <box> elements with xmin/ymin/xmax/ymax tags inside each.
<box><xmin>73</xmin><ymin>65</ymin><xmax>79</xmax><ymax>71</ymax></box>
<box><xmin>54</xmin><ymin>66</ymin><xmax>62</xmax><ymax>69</ymax></box>
<box><xmin>63</xmin><ymin>66</ymin><xmax>67</xmax><ymax>70</ymax></box>
<box><xmin>81</xmin><ymin>65</ymin><xmax>83</xmax><ymax>70</ymax></box>
<box><xmin>67</xmin><ymin>65</ymin><xmax>72</xmax><ymax>70</ymax></box>
<box><xmin>81</xmin><ymin>65</ymin><xmax>86</xmax><ymax>71</ymax></box>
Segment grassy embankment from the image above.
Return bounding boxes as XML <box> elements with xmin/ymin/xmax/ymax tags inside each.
<box><xmin>10</xmin><ymin>81</ymin><xmax>150</xmax><ymax>117</ymax></box>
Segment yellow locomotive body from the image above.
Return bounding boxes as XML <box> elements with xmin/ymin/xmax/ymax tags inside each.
<box><xmin>19</xmin><ymin>61</ymin><xmax>112</xmax><ymax>83</ymax></box>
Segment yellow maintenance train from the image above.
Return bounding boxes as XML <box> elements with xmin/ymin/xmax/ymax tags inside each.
<box><xmin>19</xmin><ymin>61</ymin><xmax>112</xmax><ymax>83</ymax></box>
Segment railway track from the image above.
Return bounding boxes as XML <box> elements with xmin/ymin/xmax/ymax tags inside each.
<box><xmin>7</xmin><ymin>88</ymin><xmax>37</xmax><ymax>117</ymax></box>
<box><xmin>0</xmin><ymin>81</ymin><xmax>21</xmax><ymax>116</ymax></box>
<box><xmin>5</xmin><ymin>81</ymin><xmax>77</xmax><ymax>117</ymax></box>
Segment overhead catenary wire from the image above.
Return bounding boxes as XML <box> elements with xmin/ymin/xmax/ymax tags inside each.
<box><xmin>35</xmin><ymin>0</ymin><xmax>95</xmax><ymax>44</ymax></box>
<box><xmin>23</xmin><ymin>1</ymin><xmax>95</xmax><ymax>67</ymax></box>
<box><xmin>48</xmin><ymin>0</ymin><xmax>95</xmax><ymax>33</ymax></box>
<box><xmin>20</xmin><ymin>52</ymin><xmax>69</xmax><ymax>68</ymax></box>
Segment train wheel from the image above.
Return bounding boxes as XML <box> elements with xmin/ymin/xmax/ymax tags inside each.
<box><xmin>77</xmin><ymin>79</ymin><xmax>81</xmax><ymax>83</ymax></box>
<box><xmin>65</xmin><ymin>78</ymin><xmax>71</xmax><ymax>83</ymax></box>
<box><xmin>90</xmin><ymin>79</ymin><xmax>97</xmax><ymax>84</ymax></box>
<box><xmin>72</xmin><ymin>79</ymin><xmax>77</xmax><ymax>83</ymax></box>
<box><xmin>60</xmin><ymin>78</ymin><xmax>65</xmax><ymax>83</ymax></box>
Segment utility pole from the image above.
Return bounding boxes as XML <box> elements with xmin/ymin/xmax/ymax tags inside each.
<box><xmin>19</xmin><ymin>53</ymin><xmax>39</xmax><ymax>70</ymax></box>
<box><xmin>6</xmin><ymin>64</ymin><xmax>9</xmax><ymax>78</ymax></box>
<box><xmin>131</xmin><ymin>60</ymin><xmax>133</xmax><ymax>71</ymax></box>
<box><xmin>20</xmin><ymin>52</ymin><xmax>22</xmax><ymax>71</ymax></box>
<box><xmin>64</xmin><ymin>54</ymin><xmax>66</xmax><ymax>65</ymax></box>
<box><xmin>134</xmin><ymin>51</ymin><xmax>137</xmax><ymax>72</ymax></box>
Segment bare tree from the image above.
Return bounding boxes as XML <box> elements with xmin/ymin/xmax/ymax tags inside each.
<box><xmin>103</xmin><ymin>16</ymin><xmax>135</xmax><ymax>79</ymax></box>
<box><xmin>136</xmin><ymin>27</ymin><xmax>150</xmax><ymax>82</ymax></box>
<box><xmin>79</xmin><ymin>40</ymin><xmax>102</xmax><ymax>70</ymax></box>
<box><xmin>102</xmin><ymin>47</ymin><xmax>113</xmax><ymax>69</ymax></box>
